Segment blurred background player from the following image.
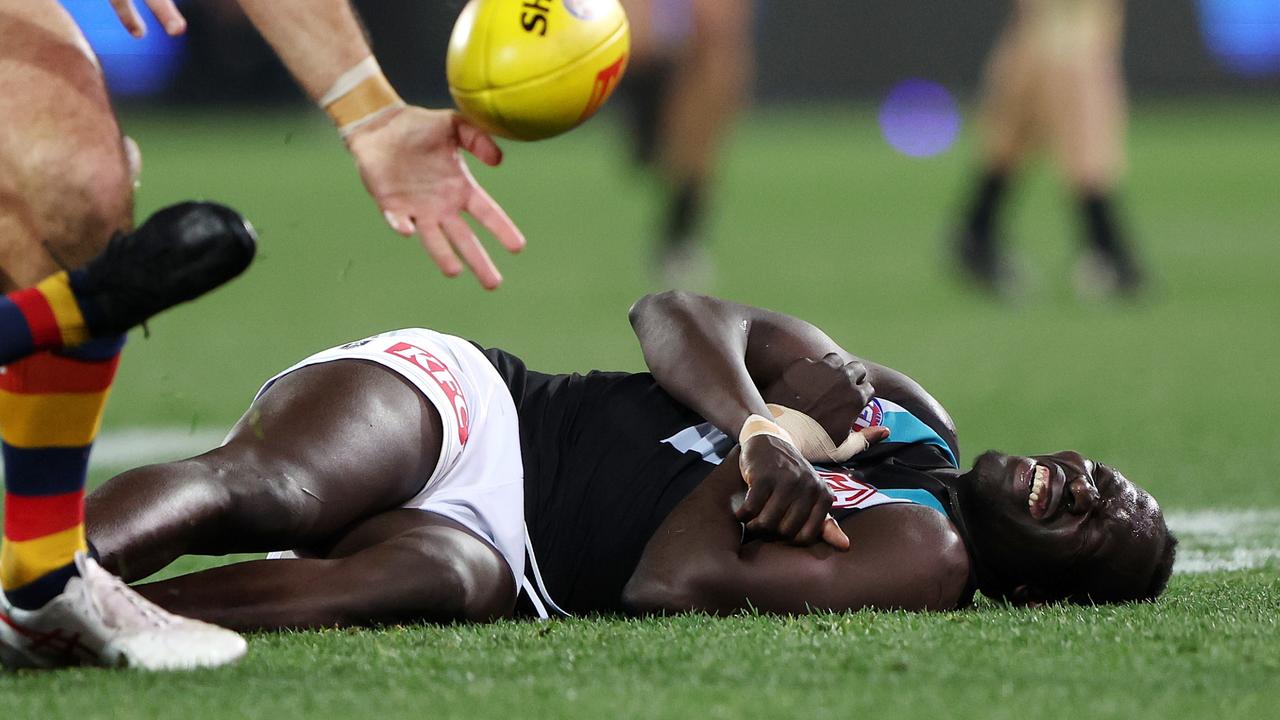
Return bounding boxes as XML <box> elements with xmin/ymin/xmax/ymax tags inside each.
<box><xmin>954</xmin><ymin>0</ymin><xmax>1143</xmax><ymax>298</ymax></box>
<box><xmin>618</xmin><ymin>0</ymin><xmax>756</xmax><ymax>288</ymax></box>
<box><xmin>0</xmin><ymin>0</ymin><xmax>253</xmax><ymax>669</ymax></box>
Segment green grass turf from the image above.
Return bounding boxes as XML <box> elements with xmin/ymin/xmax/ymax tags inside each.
<box><xmin>3</xmin><ymin>99</ymin><xmax>1279</xmax><ymax>716</ymax></box>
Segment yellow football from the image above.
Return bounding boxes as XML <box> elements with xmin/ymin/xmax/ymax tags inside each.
<box><xmin>447</xmin><ymin>0</ymin><xmax>630</xmax><ymax>141</ymax></box>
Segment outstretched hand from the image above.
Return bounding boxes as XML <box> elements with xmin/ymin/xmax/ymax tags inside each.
<box><xmin>107</xmin><ymin>0</ymin><xmax>187</xmax><ymax>37</ymax></box>
<box><xmin>345</xmin><ymin>108</ymin><xmax>526</xmax><ymax>290</ymax></box>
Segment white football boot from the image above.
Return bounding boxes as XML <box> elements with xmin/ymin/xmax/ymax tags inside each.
<box><xmin>0</xmin><ymin>553</ymin><xmax>246</xmax><ymax>671</ymax></box>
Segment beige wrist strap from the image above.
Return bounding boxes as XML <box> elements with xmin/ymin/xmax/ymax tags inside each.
<box><xmin>738</xmin><ymin>413</ymin><xmax>797</xmax><ymax>450</ymax></box>
<box><xmin>320</xmin><ymin>57</ymin><xmax>406</xmax><ymax>137</ymax></box>
<box><xmin>766</xmin><ymin>404</ymin><xmax>871</xmax><ymax>464</ymax></box>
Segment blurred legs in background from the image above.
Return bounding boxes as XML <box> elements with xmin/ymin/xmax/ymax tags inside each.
<box><xmin>955</xmin><ymin>0</ymin><xmax>1142</xmax><ymax>298</ymax></box>
<box><xmin>619</xmin><ymin>0</ymin><xmax>755</xmax><ymax>289</ymax></box>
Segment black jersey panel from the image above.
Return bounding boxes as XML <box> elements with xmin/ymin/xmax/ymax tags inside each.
<box><xmin>482</xmin><ymin>347</ymin><xmax>719</xmax><ymax>614</ymax></box>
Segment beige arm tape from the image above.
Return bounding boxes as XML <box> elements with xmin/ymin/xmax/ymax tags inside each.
<box><xmin>738</xmin><ymin>413</ymin><xmax>797</xmax><ymax>452</ymax></box>
<box><xmin>766</xmin><ymin>404</ymin><xmax>871</xmax><ymax>464</ymax></box>
<box><xmin>320</xmin><ymin>57</ymin><xmax>406</xmax><ymax>137</ymax></box>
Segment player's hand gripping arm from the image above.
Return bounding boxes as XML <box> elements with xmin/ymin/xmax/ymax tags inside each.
<box><xmin>621</xmin><ymin>449</ymin><xmax>971</xmax><ymax>615</ymax></box>
<box><xmin>234</xmin><ymin>0</ymin><xmax>525</xmax><ymax>289</ymax></box>
<box><xmin>629</xmin><ymin>292</ymin><xmax>889</xmax><ymax>549</ymax></box>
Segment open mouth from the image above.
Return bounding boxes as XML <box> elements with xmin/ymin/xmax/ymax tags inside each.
<box><xmin>1028</xmin><ymin>464</ymin><xmax>1051</xmax><ymax>518</ymax></box>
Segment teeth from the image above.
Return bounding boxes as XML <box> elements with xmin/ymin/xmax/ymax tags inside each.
<box><xmin>1028</xmin><ymin>465</ymin><xmax>1050</xmax><ymax>508</ymax></box>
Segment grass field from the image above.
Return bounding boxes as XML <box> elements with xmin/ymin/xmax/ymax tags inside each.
<box><xmin>3</xmin><ymin>99</ymin><xmax>1278</xmax><ymax>718</ymax></box>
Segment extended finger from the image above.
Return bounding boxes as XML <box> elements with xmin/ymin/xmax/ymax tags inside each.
<box><xmin>454</xmin><ymin>117</ymin><xmax>504</xmax><ymax>167</ymax></box>
<box><xmin>442</xmin><ymin>216</ymin><xmax>502</xmax><ymax>290</ymax></box>
<box><xmin>821</xmin><ymin>516</ymin><xmax>851</xmax><ymax>551</ymax></box>
<box><xmin>793</xmin><ymin>500</ymin><xmax>833</xmax><ymax>547</ymax></box>
<box><xmin>419</xmin><ymin>223</ymin><xmax>464</xmax><ymax>278</ymax></box>
<box><xmin>861</xmin><ymin>426</ymin><xmax>891</xmax><ymax>445</ymax></box>
<box><xmin>466</xmin><ymin>185</ymin><xmax>526</xmax><ymax>253</ymax></box>
<box><xmin>144</xmin><ymin>0</ymin><xmax>187</xmax><ymax>35</ymax></box>
<box><xmin>109</xmin><ymin>0</ymin><xmax>147</xmax><ymax>37</ymax></box>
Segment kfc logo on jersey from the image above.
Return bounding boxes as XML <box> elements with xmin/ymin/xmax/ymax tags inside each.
<box><xmin>818</xmin><ymin>470</ymin><xmax>877</xmax><ymax>509</ymax></box>
<box><xmin>384</xmin><ymin>342</ymin><xmax>470</xmax><ymax>445</ymax></box>
<box><xmin>852</xmin><ymin>398</ymin><xmax>884</xmax><ymax>432</ymax></box>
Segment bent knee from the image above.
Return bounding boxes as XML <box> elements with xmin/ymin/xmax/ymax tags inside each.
<box><xmin>377</xmin><ymin>530</ymin><xmax>515</xmax><ymax>624</ymax></box>
<box><xmin>190</xmin><ymin>450</ymin><xmax>324</xmax><ymax>540</ymax></box>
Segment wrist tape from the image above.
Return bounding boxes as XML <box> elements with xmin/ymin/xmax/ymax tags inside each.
<box><xmin>320</xmin><ymin>57</ymin><xmax>406</xmax><ymax>137</ymax></box>
<box><xmin>738</xmin><ymin>413</ymin><xmax>798</xmax><ymax>451</ymax></box>
<box><xmin>765</xmin><ymin>404</ymin><xmax>871</xmax><ymax>464</ymax></box>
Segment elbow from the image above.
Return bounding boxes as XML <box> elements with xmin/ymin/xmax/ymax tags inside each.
<box><xmin>622</xmin><ymin>563</ymin><xmax>713</xmax><ymax>616</ymax></box>
<box><xmin>628</xmin><ymin>290</ymin><xmax>701</xmax><ymax>329</ymax></box>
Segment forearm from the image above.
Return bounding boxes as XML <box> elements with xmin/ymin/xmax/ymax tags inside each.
<box><xmin>236</xmin><ymin>0</ymin><xmax>376</xmax><ymax>101</ymax></box>
<box><xmin>622</xmin><ymin>461</ymin><xmax>752</xmax><ymax>614</ymax></box>
<box><xmin>629</xmin><ymin>291</ymin><xmax>771</xmax><ymax>436</ymax></box>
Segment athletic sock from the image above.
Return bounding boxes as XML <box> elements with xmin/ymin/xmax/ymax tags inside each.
<box><xmin>0</xmin><ymin>269</ymin><xmax>106</xmax><ymax>367</ymax></box>
<box><xmin>662</xmin><ymin>180</ymin><xmax>706</xmax><ymax>253</ymax></box>
<box><xmin>962</xmin><ymin>169</ymin><xmax>1010</xmax><ymax>253</ymax></box>
<box><xmin>0</xmin><ymin>336</ymin><xmax>124</xmax><ymax>609</ymax></box>
<box><xmin>1080</xmin><ymin>192</ymin><xmax>1142</xmax><ymax>289</ymax></box>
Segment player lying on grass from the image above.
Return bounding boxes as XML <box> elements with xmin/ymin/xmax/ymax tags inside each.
<box><xmin>84</xmin><ymin>292</ymin><xmax>1176</xmax><ymax>628</ymax></box>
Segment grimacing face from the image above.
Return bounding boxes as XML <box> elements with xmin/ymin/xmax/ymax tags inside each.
<box><xmin>961</xmin><ymin>450</ymin><xmax>1169</xmax><ymax>604</ymax></box>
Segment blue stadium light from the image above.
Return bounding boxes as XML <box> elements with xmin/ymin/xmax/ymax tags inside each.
<box><xmin>1198</xmin><ymin>0</ymin><xmax>1280</xmax><ymax>77</ymax></box>
<box><xmin>59</xmin><ymin>0</ymin><xmax>187</xmax><ymax>97</ymax></box>
<box><xmin>878</xmin><ymin>79</ymin><xmax>961</xmax><ymax>159</ymax></box>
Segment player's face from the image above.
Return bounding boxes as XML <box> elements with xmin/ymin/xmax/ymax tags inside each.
<box><xmin>962</xmin><ymin>450</ymin><xmax>1167</xmax><ymax>604</ymax></box>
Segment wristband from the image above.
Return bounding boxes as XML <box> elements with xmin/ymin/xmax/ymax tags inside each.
<box><xmin>320</xmin><ymin>57</ymin><xmax>406</xmax><ymax>137</ymax></box>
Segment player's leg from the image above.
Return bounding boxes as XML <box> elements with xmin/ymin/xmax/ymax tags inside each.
<box><xmin>132</xmin><ymin>509</ymin><xmax>516</xmax><ymax>631</ymax></box>
<box><xmin>1039</xmin><ymin>0</ymin><xmax>1141</xmax><ymax>294</ymax></box>
<box><xmin>655</xmin><ymin>0</ymin><xmax>753</xmax><ymax>286</ymax></box>
<box><xmin>0</xmin><ymin>0</ymin><xmax>141</xmax><ymax>612</ymax></box>
<box><xmin>955</xmin><ymin>2</ymin><xmax>1042</xmax><ymax>294</ymax></box>
<box><xmin>88</xmin><ymin>360</ymin><xmax>446</xmax><ymax>582</ymax></box>
<box><xmin>0</xmin><ymin>3</ymin><xmax>256</xmax><ymax>670</ymax></box>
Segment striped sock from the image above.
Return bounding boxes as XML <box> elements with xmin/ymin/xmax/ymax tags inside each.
<box><xmin>0</xmin><ymin>336</ymin><xmax>124</xmax><ymax>609</ymax></box>
<box><xmin>0</xmin><ymin>270</ymin><xmax>96</xmax><ymax>367</ymax></box>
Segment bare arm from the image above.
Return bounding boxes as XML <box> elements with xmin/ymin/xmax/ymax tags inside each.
<box><xmin>622</xmin><ymin>451</ymin><xmax>972</xmax><ymax>615</ymax></box>
<box><xmin>234</xmin><ymin>0</ymin><xmax>373</xmax><ymax>101</ymax></box>
<box><xmin>629</xmin><ymin>291</ymin><xmax>958</xmax><ymax>454</ymax></box>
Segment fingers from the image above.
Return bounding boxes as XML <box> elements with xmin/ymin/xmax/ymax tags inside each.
<box><xmin>454</xmin><ymin>117</ymin><xmax>504</xmax><ymax>167</ymax></box>
<box><xmin>821</xmin><ymin>517</ymin><xmax>851</xmax><ymax>551</ymax></box>
<box><xmin>743</xmin><ymin>476</ymin><xmax>800</xmax><ymax>536</ymax></box>
<box><xmin>109</xmin><ymin>0</ymin><xmax>147</xmax><ymax>38</ymax></box>
<box><xmin>383</xmin><ymin>210</ymin><xmax>416</xmax><ymax>237</ymax></box>
<box><xmin>144</xmin><ymin>0</ymin><xmax>187</xmax><ymax>35</ymax></box>
<box><xmin>441</xmin><ymin>217</ymin><xmax>501</xmax><ymax>290</ymax></box>
<box><xmin>861</xmin><ymin>426</ymin><xmax>891</xmax><ymax>445</ymax></box>
<box><xmin>466</xmin><ymin>185</ymin><xmax>526</xmax><ymax>253</ymax></box>
<box><xmin>418</xmin><ymin>223</ymin><xmax>464</xmax><ymax>279</ymax></box>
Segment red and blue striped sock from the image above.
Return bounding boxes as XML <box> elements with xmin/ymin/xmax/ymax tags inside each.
<box><xmin>1</xmin><ymin>338</ymin><xmax>123</xmax><ymax>609</ymax></box>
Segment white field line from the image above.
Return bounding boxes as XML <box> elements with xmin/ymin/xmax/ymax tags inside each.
<box><xmin>1166</xmin><ymin>509</ymin><xmax>1280</xmax><ymax>574</ymax></box>
<box><xmin>4</xmin><ymin>429</ymin><xmax>1278</xmax><ymax>575</ymax></box>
